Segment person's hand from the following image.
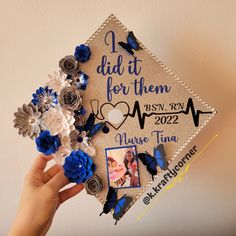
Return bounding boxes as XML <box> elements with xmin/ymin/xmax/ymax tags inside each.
<box><xmin>8</xmin><ymin>154</ymin><xmax>84</xmax><ymax>236</ymax></box>
<box><xmin>130</xmin><ymin>163</ymin><xmax>137</xmax><ymax>174</ymax></box>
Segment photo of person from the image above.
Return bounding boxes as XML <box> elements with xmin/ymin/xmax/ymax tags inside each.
<box><xmin>108</xmin><ymin>156</ymin><xmax>127</xmax><ymax>187</ymax></box>
<box><xmin>106</xmin><ymin>146</ymin><xmax>140</xmax><ymax>189</ymax></box>
<box><xmin>123</xmin><ymin>150</ymin><xmax>140</xmax><ymax>187</ymax></box>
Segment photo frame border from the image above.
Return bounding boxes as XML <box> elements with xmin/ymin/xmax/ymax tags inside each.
<box><xmin>105</xmin><ymin>145</ymin><xmax>141</xmax><ymax>190</ymax></box>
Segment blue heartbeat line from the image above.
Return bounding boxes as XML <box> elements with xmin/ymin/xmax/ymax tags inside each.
<box><xmin>128</xmin><ymin>98</ymin><xmax>213</xmax><ymax>129</ymax></box>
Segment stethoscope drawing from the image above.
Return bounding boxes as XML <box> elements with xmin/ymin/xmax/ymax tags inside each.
<box><xmin>90</xmin><ymin>99</ymin><xmax>130</xmax><ymax>133</ymax></box>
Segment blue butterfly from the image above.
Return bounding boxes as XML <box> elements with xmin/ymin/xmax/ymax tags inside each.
<box><xmin>138</xmin><ymin>144</ymin><xmax>169</xmax><ymax>180</ymax></box>
<box><xmin>75</xmin><ymin>113</ymin><xmax>105</xmax><ymax>139</ymax></box>
<box><xmin>118</xmin><ymin>31</ymin><xmax>141</xmax><ymax>56</ymax></box>
<box><xmin>100</xmin><ymin>187</ymin><xmax>133</xmax><ymax>225</ymax></box>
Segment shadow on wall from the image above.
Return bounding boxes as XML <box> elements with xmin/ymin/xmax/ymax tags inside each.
<box><xmin>168</xmin><ymin>29</ymin><xmax>236</xmax><ymax>113</ymax></box>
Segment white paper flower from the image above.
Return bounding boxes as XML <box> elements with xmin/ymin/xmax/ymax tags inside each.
<box><xmin>41</xmin><ymin>105</ymin><xmax>75</xmax><ymax>135</ymax></box>
<box><xmin>61</xmin><ymin>108</ymin><xmax>76</xmax><ymax>136</ymax></box>
<box><xmin>46</xmin><ymin>70</ymin><xmax>70</xmax><ymax>94</ymax></box>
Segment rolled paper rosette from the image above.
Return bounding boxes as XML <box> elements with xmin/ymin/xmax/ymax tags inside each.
<box><xmin>85</xmin><ymin>174</ymin><xmax>103</xmax><ymax>195</ymax></box>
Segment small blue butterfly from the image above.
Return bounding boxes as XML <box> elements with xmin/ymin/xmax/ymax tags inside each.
<box><xmin>118</xmin><ymin>31</ymin><xmax>141</xmax><ymax>56</ymax></box>
<box><xmin>138</xmin><ymin>144</ymin><xmax>169</xmax><ymax>180</ymax></box>
<box><xmin>75</xmin><ymin>113</ymin><xmax>105</xmax><ymax>139</ymax></box>
<box><xmin>100</xmin><ymin>187</ymin><xmax>132</xmax><ymax>225</ymax></box>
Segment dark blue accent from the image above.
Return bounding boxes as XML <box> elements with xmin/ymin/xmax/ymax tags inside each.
<box><xmin>100</xmin><ymin>187</ymin><xmax>133</xmax><ymax>225</ymax></box>
<box><xmin>75</xmin><ymin>106</ymin><xmax>86</xmax><ymax>116</ymax></box>
<box><xmin>63</xmin><ymin>150</ymin><xmax>96</xmax><ymax>184</ymax></box>
<box><xmin>104</xmin><ymin>31</ymin><xmax>118</xmax><ymax>53</ymax></box>
<box><xmin>127</xmin><ymin>31</ymin><xmax>140</xmax><ymax>50</ymax></box>
<box><xmin>138</xmin><ymin>144</ymin><xmax>169</xmax><ymax>179</ymax></box>
<box><xmin>35</xmin><ymin>130</ymin><xmax>61</xmax><ymax>155</ymax></box>
<box><xmin>83</xmin><ymin>113</ymin><xmax>95</xmax><ymax>132</ymax></box>
<box><xmin>87</xmin><ymin>122</ymin><xmax>105</xmax><ymax>138</ymax></box>
<box><xmin>74</xmin><ymin>71</ymin><xmax>89</xmax><ymax>90</ymax></box>
<box><xmin>154</xmin><ymin>144</ymin><xmax>168</xmax><ymax>170</ymax></box>
<box><xmin>74</xmin><ymin>44</ymin><xmax>91</xmax><ymax>62</ymax></box>
<box><xmin>66</xmin><ymin>74</ymin><xmax>72</xmax><ymax>80</ymax></box>
<box><xmin>118</xmin><ymin>31</ymin><xmax>140</xmax><ymax>56</ymax></box>
<box><xmin>31</xmin><ymin>86</ymin><xmax>58</xmax><ymax>109</ymax></box>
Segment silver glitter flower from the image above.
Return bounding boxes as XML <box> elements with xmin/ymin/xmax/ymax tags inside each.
<box><xmin>59</xmin><ymin>55</ymin><xmax>80</xmax><ymax>75</ymax></box>
<box><xmin>85</xmin><ymin>175</ymin><xmax>103</xmax><ymax>195</ymax></box>
<box><xmin>13</xmin><ymin>103</ymin><xmax>41</xmax><ymax>139</ymax></box>
<box><xmin>59</xmin><ymin>85</ymin><xmax>82</xmax><ymax>111</ymax></box>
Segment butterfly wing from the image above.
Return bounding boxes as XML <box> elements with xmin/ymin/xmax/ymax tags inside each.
<box><xmin>83</xmin><ymin>113</ymin><xmax>95</xmax><ymax>132</ymax></box>
<box><xmin>154</xmin><ymin>144</ymin><xmax>169</xmax><ymax>170</ymax></box>
<box><xmin>127</xmin><ymin>31</ymin><xmax>140</xmax><ymax>50</ymax></box>
<box><xmin>100</xmin><ymin>187</ymin><xmax>117</xmax><ymax>215</ymax></box>
<box><xmin>87</xmin><ymin>122</ymin><xmax>105</xmax><ymax>138</ymax></box>
<box><xmin>138</xmin><ymin>153</ymin><xmax>157</xmax><ymax>179</ymax></box>
<box><xmin>113</xmin><ymin>195</ymin><xmax>133</xmax><ymax>225</ymax></box>
<box><xmin>102</xmin><ymin>200</ymin><xmax>115</xmax><ymax>215</ymax></box>
<box><xmin>118</xmin><ymin>41</ymin><xmax>134</xmax><ymax>55</ymax></box>
<box><xmin>106</xmin><ymin>186</ymin><xmax>117</xmax><ymax>201</ymax></box>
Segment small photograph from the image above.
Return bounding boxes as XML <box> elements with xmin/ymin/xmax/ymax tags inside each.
<box><xmin>105</xmin><ymin>145</ymin><xmax>141</xmax><ymax>189</ymax></box>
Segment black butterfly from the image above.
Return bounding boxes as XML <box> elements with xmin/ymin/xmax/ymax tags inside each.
<box><xmin>118</xmin><ymin>31</ymin><xmax>141</xmax><ymax>56</ymax></box>
<box><xmin>100</xmin><ymin>187</ymin><xmax>132</xmax><ymax>225</ymax></box>
<box><xmin>75</xmin><ymin>113</ymin><xmax>105</xmax><ymax>139</ymax></box>
<box><xmin>138</xmin><ymin>144</ymin><xmax>169</xmax><ymax>180</ymax></box>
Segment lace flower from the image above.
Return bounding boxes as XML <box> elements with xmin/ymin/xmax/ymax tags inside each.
<box><xmin>13</xmin><ymin>103</ymin><xmax>41</xmax><ymax>139</ymax></box>
<box><xmin>41</xmin><ymin>105</ymin><xmax>75</xmax><ymax>136</ymax></box>
<box><xmin>61</xmin><ymin>108</ymin><xmax>76</xmax><ymax>135</ymax></box>
<box><xmin>46</xmin><ymin>70</ymin><xmax>70</xmax><ymax>94</ymax></box>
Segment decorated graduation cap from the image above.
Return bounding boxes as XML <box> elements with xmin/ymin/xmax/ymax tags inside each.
<box><xmin>13</xmin><ymin>14</ymin><xmax>216</xmax><ymax>224</ymax></box>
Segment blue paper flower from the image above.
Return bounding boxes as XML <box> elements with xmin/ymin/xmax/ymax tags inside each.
<box><xmin>63</xmin><ymin>150</ymin><xmax>96</xmax><ymax>184</ymax></box>
<box><xmin>66</xmin><ymin>72</ymin><xmax>89</xmax><ymax>91</ymax></box>
<box><xmin>35</xmin><ymin>130</ymin><xmax>61</xmax><ymax>155</ymax></box>
<box><xmin>74</xmin><ymin>72</ymin><xmax>89</xmax><ymax>90</ymax></box>
<box><xmin>74</xmin><ymin>44</ymin><xmax>91</xmax><ymax>62</ymax></box>
<box><xmin>31</xmin><ymin>86</ymin><xmax>58</xmax><ymax>111</ymax></box>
